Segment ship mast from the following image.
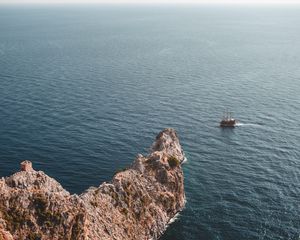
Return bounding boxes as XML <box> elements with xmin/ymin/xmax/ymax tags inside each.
<box><xmin>224</xmin><ymin>109</ymin><xmax>233</xmax><ymax>120</ymax></box>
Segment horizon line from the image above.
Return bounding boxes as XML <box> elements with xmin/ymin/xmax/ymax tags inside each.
<box><xmin>1</xmin><ymin>0</ymin><xmax>300</xmax><ymax>5</ymax></box>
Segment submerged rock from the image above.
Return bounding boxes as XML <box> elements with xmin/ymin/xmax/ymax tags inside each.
<box><xmin>0</xmin><ymin>128</ymin><xmax>186</xmax><ymax>240</ymax></box>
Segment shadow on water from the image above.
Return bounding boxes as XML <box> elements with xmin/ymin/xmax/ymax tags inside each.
<box><xmin>219</xmin><ymin>127</ymin><xmax>237</xmax><ymax>139</ymax></box>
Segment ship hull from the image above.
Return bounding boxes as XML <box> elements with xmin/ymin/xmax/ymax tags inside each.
<box><xmin>220</xmin><ymin>120</ymin><xmax>236</xmax><ymax>127</ymax></box>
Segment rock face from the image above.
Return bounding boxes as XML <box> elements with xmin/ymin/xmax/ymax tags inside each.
<box><xmin>0</xmin><ymin>128</ymin><xmax>186</xmax><ymax>240</ymax></box>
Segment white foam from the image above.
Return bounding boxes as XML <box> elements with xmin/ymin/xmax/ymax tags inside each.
<box><xmin>168</xmin><ymin>212</ymin><xmax>180</xmax><ymax>225</ymax></box>
<box><xmin>235</xmin><ymin>122</ymin><xmax>263</xmax><ymax>127</ymax></box>
<box><xmin>167</xmin><ymin>198</ymin><xmax>187</xmax><ymax>226</ymax></box>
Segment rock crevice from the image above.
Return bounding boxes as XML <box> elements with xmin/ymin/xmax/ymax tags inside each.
<box><xmin>0</xmin><ymin>128</ymin><xmax>185</xmax><ymax>240</ymax></box>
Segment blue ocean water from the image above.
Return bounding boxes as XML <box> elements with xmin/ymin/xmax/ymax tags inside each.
<box><xmin>1</xmin><ymin>5</ymin><xmax>300</xmax><ymax>240</ymax></box>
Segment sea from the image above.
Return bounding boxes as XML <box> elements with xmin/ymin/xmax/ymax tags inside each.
<box><xmin>0</xmin><ymin>4</ymin><xmax>300</xmax><ymax>240</ymax></box>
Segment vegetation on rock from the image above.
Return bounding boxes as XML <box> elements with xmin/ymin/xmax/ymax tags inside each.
<box><xmin>168</xmin><ymin>156</ymin><xmax>180</xmax><ymax>169</ymax></box>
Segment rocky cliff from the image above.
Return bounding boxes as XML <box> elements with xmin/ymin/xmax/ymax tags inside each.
<box><xmin>0</xmin><ymin>128</ymin><xmax>186</xmax><ymax>240</ymax></box>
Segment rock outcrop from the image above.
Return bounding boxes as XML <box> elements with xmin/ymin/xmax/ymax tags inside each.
<box><xmin>0</xmin><ymin>128</ymin><xmax>186</xmax><ymax>240</ymax></box>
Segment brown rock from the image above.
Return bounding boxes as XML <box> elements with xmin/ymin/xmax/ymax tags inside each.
<box><xmin>0</xmin><ymin>128</ymin><xmax>186</xmax><ymax>240</ymax></box>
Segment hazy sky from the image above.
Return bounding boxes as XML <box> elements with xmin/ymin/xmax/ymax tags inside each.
<box><xmin>1</xmin><ymin>0</ymin><xmax>300</xmax><ymax>4</ymax></box>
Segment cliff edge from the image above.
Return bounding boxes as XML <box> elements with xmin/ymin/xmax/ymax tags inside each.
<box><xmin>0</xmin><ymin>128</ymin><xmax>185</xmax><ymax>240</ymax></box>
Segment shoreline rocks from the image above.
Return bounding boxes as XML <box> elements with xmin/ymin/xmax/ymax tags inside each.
<box><xmin>0</xmin><ymin>128</ymin><xmax>186</xmax><ymax>240</ymax></box>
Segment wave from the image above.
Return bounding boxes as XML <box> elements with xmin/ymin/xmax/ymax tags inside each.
<box><xmin>182</xmin><ymin>157</ymin><xmax>188</xmax><ymax>164</ymax></box>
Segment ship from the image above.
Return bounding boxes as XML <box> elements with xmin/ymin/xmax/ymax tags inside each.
<box><xmin>220</xmin><ymin>111</ymin><xmax>237</xmax><ymax>127</ymax></box>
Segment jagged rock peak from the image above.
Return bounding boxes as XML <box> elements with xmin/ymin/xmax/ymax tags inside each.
<box><xmin>0</xmin><ymin>128</ymin><xmax>186</xmax><ymax>240</ymax></box>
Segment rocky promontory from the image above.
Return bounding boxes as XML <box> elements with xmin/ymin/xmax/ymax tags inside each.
<box><xmin>0</xmin><ymin>128</ymin><xmax>185</xmax><ymax>240</ymax></box>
